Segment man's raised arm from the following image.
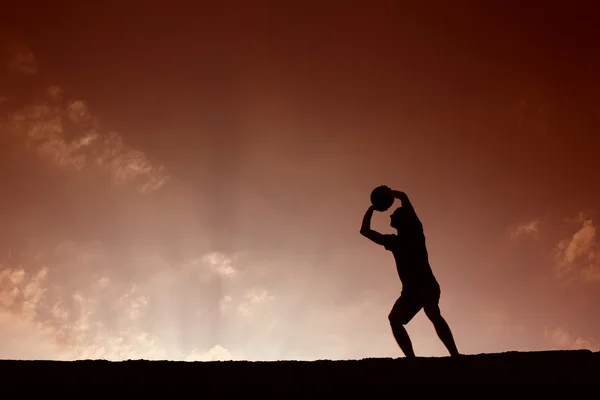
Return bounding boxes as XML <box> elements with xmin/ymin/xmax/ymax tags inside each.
<box><xmin>392</xmin><ymin>190</ymin><xmax>421</xmax><ymax>224</ymax></box>
<box><xmin>360</xmin><ymin>205</ymin><xmax>389</xmax><ymax>246</ymax></box>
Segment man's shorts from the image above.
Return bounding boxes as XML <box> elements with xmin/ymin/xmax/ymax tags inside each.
<box><xmin>389</xmin><ymin>283</ymin><xmax>441</xmax><ymax>325</ymax></box>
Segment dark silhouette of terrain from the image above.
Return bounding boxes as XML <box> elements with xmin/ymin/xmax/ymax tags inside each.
<box><xmin>1</xmin><ymin>350</ymin><xmax>598</xmax><ymax>384</ymax></box>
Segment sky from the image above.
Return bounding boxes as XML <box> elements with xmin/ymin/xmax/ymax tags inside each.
<box><xmin>0</xmin><ymin>0</ymin><xmax>599</xmax><ymax>361</ymax></box>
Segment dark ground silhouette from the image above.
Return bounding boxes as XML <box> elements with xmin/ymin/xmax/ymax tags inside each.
<box><xmin>361</xmin><ymin>186</ymin><xmax>459</xmax><ymax>358</ymax></box>
<box><xmin>0</xmin><ymin>350</ymin><xmax>598</xmax><ymax>384</ymax></box>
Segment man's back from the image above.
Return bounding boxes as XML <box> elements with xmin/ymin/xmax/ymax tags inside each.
<box><xmin>383</xmin><ymin>230</ymin><xmax>437</xmax><ymax>290</ymax></box>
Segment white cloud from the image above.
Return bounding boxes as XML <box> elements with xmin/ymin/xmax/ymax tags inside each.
<box><xmin>544</xmin><ymin>327</ymin><xmax>599</xmax><ymax>351</ymax></box>
<box><xmin>0</xmin><ymin>84</ymin><xmax>169</xmax><ymax>193</ymax></box>
<box><xmin>237</xmin><ymin>288</ymin><xmax>275</xmax><ymax>318</ymax></box>
<box><xmin>554</xmin><ymin>215</ymin><xmax>600</xmax><ymax>283</ymax></box>
<box><xmin>185</xmin><ymin>344</ymin><xmax>236</xmax><ymax>361</ymax></box>
<box><xmin>0</xmin><ymin>266</ymin><xmax>48</xmax><ymax>321</ymax></box>
<box><xmin>200</xmin><ymin>252</ymin><xmax>237</xmax><ymax>278</ymax></box>
<box><xmin>218</xmin><ymin>287</ymin><xmax>275</xmax><ymax>320</ymax></box>
<box><xmin>509</xmin><ymin>219</ymin><xmax>540</xmax><ymax>239</ymax></box>
<box><xmin>0</xmin><ymin>244</ymin><xmax>268</xmax><ymax>361</ymax></box>
<box><xmin>0</xmin><ymin>310</ymin><xmax>60</xmax><ymax>360</ymax></box>
<box><xmin>245</xmin><ymin>287</ymin><xmax>275</xmax><ymax>305</ymax></box>
<box><xmin>0</xmin><ymin>255</ymin><xmax>169</xmax><ymax>361</ymax></box>
<box><xmin>117</xmin><ymin>284</ymin><xmax>149</xmax><ymax>322</ymax></box>
<box><xmin>219</xmin><ymin>295</ymin><xmax>233</xmax><ymax>313</ymax></box>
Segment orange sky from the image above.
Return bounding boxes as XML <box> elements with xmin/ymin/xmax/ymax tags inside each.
<box><xmin>0</xmin><ymin>1</ymin><xmax>598</xmax><ymax>361</ymax></box>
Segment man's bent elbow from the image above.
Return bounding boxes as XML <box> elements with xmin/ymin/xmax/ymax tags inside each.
<box><xmin>360</xmin><ymin>228</ymin><xmax>375</xmax><ymax>238</ymax></box>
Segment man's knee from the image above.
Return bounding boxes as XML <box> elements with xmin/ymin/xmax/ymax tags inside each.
<box><xmin>389</xmin><ymin>308</ymin><xmax>410</xmax><ymax>326</ymax></box>
<box><xmin>424</xmin><ymin>305</ymin><xmax>442</xmax><ymax>322</ymax></box>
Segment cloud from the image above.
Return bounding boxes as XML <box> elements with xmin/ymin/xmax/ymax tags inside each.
<box><xmin>0</xmin><ymin>266</ymin><xmax>48</xmax><ymax>322</ymax></box>
<box><xmin>0</xmin><ymin>85</ymin><xmax>169</xmax><ymax>194</ymax></box>
<box><xmin>0</xmin><ymin>35</ymin><xmax>186</xmax><ymax>360</ymax></box>
<box><xmin>544</xmin><ymin>327</ymin><xmax>599</xmax><ymax>351</ymax></box>
<box><xmin>554</xmin><ymin>215</ymin><xmax>600</xmax><ymax>283</ymax></box>
<box><xmin>220</xmin><ymin>287</ymin><xmax>275</xmax><ymax>319</ymax></box>
<box><xmin>185</xmin><ymin>344</ymin><xmax>238</xmax><ymax>361</ymax></box>
<box><xmin>0</xmin><ymin>265</ymin><xmax>168</xmax><ymax>361</ymax></box>
<box><xmin>0</xmin><ymin>239</ymin><xmax>474</xmax><ymax>361</ymax></box>
<box><xmin>509</xmin><ymin>219</ymin><xmax>540</xmax><ymax>239</ymax></box>
<box><xmin>201</xmin><ymin>252</ymin><xmax>237</xmax><ymax>278</ymax></box>
<box><xmin>0</xmin><ymin>244</ymin><xmax>250</xmax><ymax>361</ymax></box>
<box><xmin>0</xmin><ymin>310</ymin><xmax>59</xmax><ymax>360</ymax></box>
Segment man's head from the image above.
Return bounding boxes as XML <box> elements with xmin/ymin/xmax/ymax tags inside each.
<box><xmin>390</xmin><ymin>207</ymin><xmax>408</xmax><ymax>230</ymax></box>
<box><xmin>390</xmin><ymin>206</ymin><xmax>420</xmax><ymax>234</ymax></box>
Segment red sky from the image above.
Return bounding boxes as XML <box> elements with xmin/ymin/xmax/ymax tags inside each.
<box><xmin>0</xmin><ymin>0</ymin><xmax>598</xmax><ymax>360</ymax></box>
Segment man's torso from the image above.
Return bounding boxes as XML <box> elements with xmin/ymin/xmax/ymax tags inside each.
<box><xmin>384</xmin><ymin>232</ymin><xmax>438</xmax><ymax>290</ymax></box>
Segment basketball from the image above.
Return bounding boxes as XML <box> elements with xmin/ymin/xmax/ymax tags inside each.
<box><xmin>370</xmin><ymin>185</ymin><xmax>394</xmax><ymax>211</ymax></box>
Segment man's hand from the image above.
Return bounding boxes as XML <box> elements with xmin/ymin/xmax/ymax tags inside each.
<box><xmin>391</xmin><ymin>189</ymin><xmax>405</xmax><ymax>198</ymax></box>
<box><xmin>379</xmin><ymin>185</ymin><xmax>403</xmax><ymax>198</ymax></box>
<box><xmin>388</xmin><ymin>189</ymin><xmax>421</xmax><ymax>227</ymax></box>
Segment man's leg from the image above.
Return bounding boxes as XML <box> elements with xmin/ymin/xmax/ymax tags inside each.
<box><xmin>388</xmin><ymin>294</ymin><xmax>420</xmax><ymax>358</ymax></box>
<box><xmin>390</xmin><ymin>321</ymin><xmax>415</xmax><ymax>358</ymax></box>
<box><xmin>423</xmin><ymin>289</ymin><xmax>460</xmax><ymax>357</ymax></box>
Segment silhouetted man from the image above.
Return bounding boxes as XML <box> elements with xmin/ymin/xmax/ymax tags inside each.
<box><xmin>360</xmin><ymin>187</ymin><xmax>460</xmax><ymax>358</ymax></box>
